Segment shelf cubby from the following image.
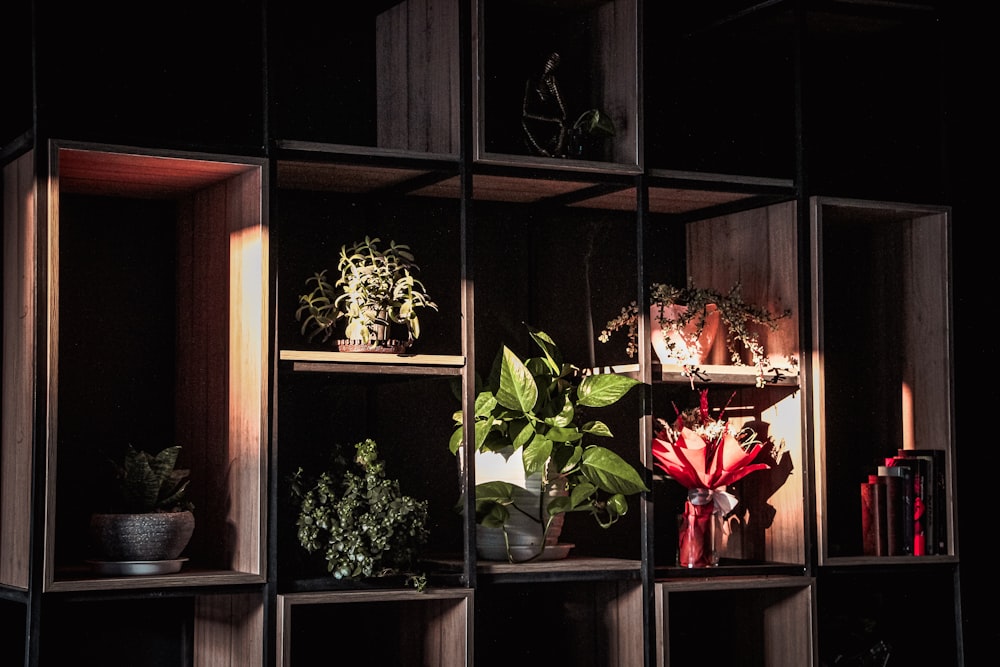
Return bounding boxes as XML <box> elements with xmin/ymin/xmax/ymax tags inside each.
<box><xmin>276</xmin><ymin>588</ymin><xmax>471</xmax><ymax>667</ymax></box>
<box><xmin>475</xmin><ymin>578</ymin><xmax>644</xmax><ymax>666</ymax></box>
<box><xmin>474</xmin><ymin>0</ymin><xmax>639</xmax><ymax>171</ymax></box>
<box><xmin>270</xmin><ymin>0</ymin><xmax>460</xmax><ymax>158</ymax></box>
<box><xmin>816</xmin><ymin>566</ymin><xmax>961</xmax><ymax>666</ymax></box>
<box><xmin>656</xmin><ymin>576</ymin><xmax>814</xmax><ymax>667</ymax></box>
<box><xmin>810</xmin><ymin>197</ymin><xmax>955</xmax><ymax>565</ymax></box>
<box><xmin>38</xmin><ymin>591</ymin><xmax>264</xmax><ymax>667</ymax></box>
<box><xmin>25</xmin><ymin>142</ymin><xmax>269</xmax><ymax>591</ymax></box>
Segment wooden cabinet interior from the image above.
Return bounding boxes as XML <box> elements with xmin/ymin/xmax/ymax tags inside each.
<box><xmin>810</xmin><ymin>198</ymin><xmax>955</xmax><ymax>565</ymax></box>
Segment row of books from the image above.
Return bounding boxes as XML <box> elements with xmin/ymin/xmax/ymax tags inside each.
<box><xmin>860</xmin><ymin>448</ymin><xmax>946</xmax><ymax>557</ymax></box>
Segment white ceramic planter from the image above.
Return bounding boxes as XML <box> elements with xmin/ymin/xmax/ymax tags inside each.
<box><xmin>472</xmin><ymin>447</ymin><xmax>569</xmax><ymax>562</ymax></box>
<box><xmin>650</xmin><ymin>303</ymin><xmax>721</xmax><ymax>365</ymax></box>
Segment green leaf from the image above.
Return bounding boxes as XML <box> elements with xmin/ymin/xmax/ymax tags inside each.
<box><xmin>580</xmin><ymin>447</ymin><xmax>649</xmax><ymax>495</ymax></box>
<box><xmin>522</xmin><ymin>436</ymin><xmax>553</xmax><ymax>475</ymax></box>
<box><xmin>569</xmin><ymin>480</ymin><xmax>598</xmax><ymax>509</ymax></box>
<box><xmin>576</xmin><ymin>374</ymin><xmax>640</xmax><ymax>407</ymax></box>
<box><xmin>527</xmin><ymin>325</ymin><xmax>562</xmax><ymax>374</ymax></box>
<box><xmin>581</xmin><ymin>420</ymin><xmax>613</xmax><ymax>438</ymax></box>
<box><xmin>546</xmin><ymin>425</ymin><xmax>582</xmax><ymax>443</ymax></box>
<box><xmin>550</xmin><ymin>443</ymin><xmax>582</xmax><ymax>475</ymax></box>
<box><xmin>509</xmin><ymin>418</ymin><xmax>536</xmax><ymax>450</ymax></box>
<box><xmin>448</xmin><ymin>426</ymin><xmax>463</xmax><ymax>455</ymax></box>
<box><xmin>546</xmin><ymin>494</ymin><xmax>573</xmax><ymax>515</ymax></box>
<box><xmin>478</xmin><ymin>502</ymin><xmax>510</xmax><ymax>528</ymax></box>
<box><xmin>496</xmin><ymin>346</ymin><xmax>538</xmax><ymax>413</ymax></box>
<box><xmin>473</xmin><ymin>391</ymin><xmax>498</xmax><ymax>418</ymax></box>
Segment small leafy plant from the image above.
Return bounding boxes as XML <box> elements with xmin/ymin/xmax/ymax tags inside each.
<box><xmin>295</xmin><ymin>236</ymin><xmax>438</xmax><ymax>347</ymax></box>
<box><xmin>449</xmin><ymin>325</ymin><xmax>648</xmax><ymax>541</ymax></box>
<box><xmin>107</xmin><ymin>445</ymin><xmax>193</xmax><ymax>514</ymax></box>
<box><xmin>600</xmin><ymin>279</ymin><xmax>792</xmax><ymax>387</ymax></box>
<box><xmin>290</xmin><ymin>439</ymin><xmax>429</xmax><ymax>590</ymax></box>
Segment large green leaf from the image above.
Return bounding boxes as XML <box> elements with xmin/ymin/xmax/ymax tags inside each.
<box><xmin>541</xmin><ymin>392</ymin><xmax>575</xmax><ymax>427</ymax></box>
<box><xmin>448</xmin><ymin>425</ymin><xmax>463</xmax><ymax>455</ymax></box>
<box><xmin>580</xmin><ymin>446</ymin><xmax>649</xmax><ymax>495</ymax></box>
<box><xmin>496</xmin><ymin>346</ymin><xmax>538</xmax><ymax>413</ymax></box>
<box><xmin>527</xmin><ymin>326</ymin><xmax>562</xmax><ymax>374</ymax></box>
<box><xmin>576</xmin><ymin>374</ymin><xmax>640</xmax><ymax>407</ymax></box>
<box><xmin>569</xmin><ymin>481</ymin><xmax>598</xmax><ymax>510</ymax></box>
<box><xmin>509</xmin><ymin>418</ymin><xmax>536</xmax><ymax>449</ymax></box>
<box><xmin>580</xmin><ymin>420</ymin><xmax>613</xmax><ymax>438</ymax></box>
<box><xmin>473</xmin><ymin>391</ymin><xmax>497</xmax><ymax>418</ymax></box>
<box><xmin>546</xmin><ymin>425</ymin><xmax>582</xmax><ymax>443</ymax></box>
<box><xmin>522</xmin><ymin>436</ymin><xmax>553</xmax><ymax>474</ymax></box>
<box><xmin>475</xmin><ymin>481</ymin><xmax>516</xmax><ymax>506</ymax></box>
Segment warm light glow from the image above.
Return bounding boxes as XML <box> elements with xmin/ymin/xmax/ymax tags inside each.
<box><xmin>901</xmin><ymin>381</ymin><xmax>914</xmax><ymax>450</ymax></box>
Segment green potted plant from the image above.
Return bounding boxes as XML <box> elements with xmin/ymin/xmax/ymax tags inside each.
<box><xmin>290</xmin><ymin>438</ymin><xmax>429</xmax><ymax>591</ymax></box>
<box><xmin>295</xmin><ymin>236</ymin><xmax>438</xmax><ymax>352</ymax></box>
<box><xmin>600</xmin><ymin>279</ymin><xmax>792</xmax><ymax>387</ymax></box>
<box><xmin>88</xmin><ymin>445</ymin><xmax>195</xmax><ymax>575</ymax></box>
<box><xmin>449</xmin><ymin>325</ymin><xmax>648</xmax><ymax>562</ymax></box>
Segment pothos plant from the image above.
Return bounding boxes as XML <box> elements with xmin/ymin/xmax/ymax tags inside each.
<box><xmin>290</xmin><ymin>438</ymin><xmax>429</xmax><ymax>591</ymax></box>
<box><xmin>600</xmin><ymin>279</ymin><xmax>793</xmax><ymax>387</ymax></box>
<box><xmin>449</xmin><ymin>325</ymin><xmax>648</xmax><ymax>541</ymax></box>
<box><xmin>295</xmin><ymin>236</ymin><xmax>438</xmax><ymax>347</ymax></box>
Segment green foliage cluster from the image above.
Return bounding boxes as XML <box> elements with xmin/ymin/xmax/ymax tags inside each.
<box><xmin>450</xmin><ymin>325</ymin><xmax>648</xmax><ymax>540</ymax></box>
<box><xmin>296</xmin><ymin>236</ymin><xmax>438</xmax><ymax>345</ymax></box>
<box><xmin>107</xmin><ymin>445</ymin><xmax>193</xmax><ymax>514</ymax></box>
<box><xmin>291</xmin><ymin>439</ymin><xmax>429</xmax><ymax>590</ymax></box>
<box><xmin>600</xmin><ymin>278</ymin><xmax>792</xmax><ymax>386</ymax></box>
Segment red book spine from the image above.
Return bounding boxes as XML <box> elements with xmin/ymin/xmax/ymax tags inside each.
<box><xmin>861</xmin><ymin>481</ymin><xmax>879</xmax><ymax>556</ymax></box>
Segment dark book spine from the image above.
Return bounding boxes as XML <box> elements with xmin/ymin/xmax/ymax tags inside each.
<box><xmin>886</xmin><ymin>457</ymin><xmax>916</xmax><ymax>555</ymax></box>
<box><xmin>893</xmin><ymin>456</ymin><xmax>928</xmax><ymax>556</ymax></box>
<box><xmin>869</xmin><ymin>474</ymin><xmax>888</xmax><ymax>556</ymax></box>
<box><xmin>878</xmin><ymin>465</ymin><xmax>903</xmax><ymax>556</ymax></box>
<box><xmin>899</xmin><ymin>448</ymin><xmax>946</xmax><ymax>555</ymax></box>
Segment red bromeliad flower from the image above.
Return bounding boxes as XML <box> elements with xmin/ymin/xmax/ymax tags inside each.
<box><xmin>652</xmin><ymin>389</ymin><xmax>770</xmax><ymax>492</ymax></box>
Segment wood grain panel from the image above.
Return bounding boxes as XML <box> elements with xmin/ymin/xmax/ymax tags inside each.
<box><xmin>686</xmin><ymin>200</ymin><xmax>799</xmax><ymax>367</ymax></box>
<box><xmin>1</xmin><ymin>151</ymin><xmax>36</xmax><ymax>590</ymax></box>
<box><xmin>58</xmin><ymin>148</ymin><xmax>251</xmax><ymax>199</ymax></box>
<box><xmin>595</xmin><ymin>0</ymin><xmax>639</xmax><ymax>166</ymax></box>
<box><xmin>195</xmin><ymin>592</ymin><xmax>265</xmax><ymax>667</ymax></box>
<box><xmin>376</xmin><ymin>0</ymin><xmax>459</xmax><ymax>154</ymax></box>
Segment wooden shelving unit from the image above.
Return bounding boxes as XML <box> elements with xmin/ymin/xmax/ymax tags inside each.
<box><xmin>1</xmin><ymin>1</ymin><xmax>961</xmax><ymax>666</ymax></box>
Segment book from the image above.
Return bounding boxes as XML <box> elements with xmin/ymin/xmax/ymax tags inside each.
<box><xmin>883</xmin><ymin>460</ymin><xmax>913</xmax><ymax>555</ymax></box>
<box><xmin>897</xmin><ymin>448</ymin><xmax>946</xmax><ymax>555</ymax></box>
<box><xmin>861</xmin><ymin>479</ymin><xmax>880</xmax><ymax>556</ymax></box>
<box><xmin>890</xmin><ymin>455</ymin><xmax>927</xmax><ymax>554</ymax></box>
<box><xmin>877</xmin><ymin>465</ymin><xmax>904</xmax><ymax>556</ymax></box>
<box><xmin>861</xmin><ymin>475</ymin><xmax>888</xmax><ymax>556</ymax></box>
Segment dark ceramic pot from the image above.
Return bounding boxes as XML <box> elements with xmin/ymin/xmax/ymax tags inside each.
<box><xmin>89</xmin><ymin>510</ymin><xmax>195</xmax><ymax>561</ymax></box>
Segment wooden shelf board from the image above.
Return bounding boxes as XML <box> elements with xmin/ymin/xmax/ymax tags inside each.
<box><xmin>656</xmin><ymin>573</ymin><xmax>812</xmax><ymax>593</ymax></box>
<box><xmin>46</xmin><ymin>568</ymin><xmax>266</xmax><ymax>593</ymax></box>
<box><xmin>280</xmin><ymin>350</ymin><xmax>465</xmax><ymax>377</ymax></box>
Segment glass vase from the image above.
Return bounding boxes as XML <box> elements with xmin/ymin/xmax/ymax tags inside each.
<box><xmin>677</xmin><ymin>487</ymin><xmax>721</xmax><ymax>567</ymax></box>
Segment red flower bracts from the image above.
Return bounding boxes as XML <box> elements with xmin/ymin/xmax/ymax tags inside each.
<box><xmin>652</xmin><ymin>390</ymin><xmax>770</xmax><ymax>493</ymax></box>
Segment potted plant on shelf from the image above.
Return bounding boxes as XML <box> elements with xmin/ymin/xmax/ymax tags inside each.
<box><xmin>88</xmin><ymin>445</ymin><xmax>195</xmax><ymax>575</ymax></box>
<box><xmin>295</xmin><ymin>236</ymin><xmax>438</xmax><ymax>353</ymax></box>
<box><xmin>289</xmin><ymin>438</ymin><xmax>429</xmax><ymax>591</ymax></box>
<box><xmin>448</xmin><ymin>325</ymin><xmax>648</xmax><ymax>563</ymax></box>
<box><xmin>599</xmin><ymin>279</ymin><xmax>792</xmax><ymax>387</ymax></box>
